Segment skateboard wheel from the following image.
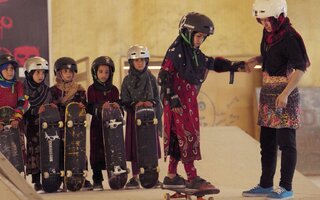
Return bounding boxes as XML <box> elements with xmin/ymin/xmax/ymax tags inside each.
<box><xmin>84</xmin><ymin>121</ymin><xmax>87</xmax><ymax>127</ymax></box>
<box><xmin>153</xmin><ymin>118</ymin><xmax>158</xmax><ymax>125</ymax></box>
<box><xmin>137</xmin><ymin>119</ymin><xmax>142</xmax><ymax>126</ymax></box>
<box><xmin>66</xmin><ymin>170</ymin><xmax>72</xmax><ymax>177</ymax></box>
<box><xmin>140</xmin><ymin>168</ymin><xmax>145</xmax><ymax>174</ymax></box>
<box><xmin>42</xmin><ymin>122</ymin><xmax>48</xmax><ymax>129</ymax></box>
<box><xmin>83</xmin><ymin>170</ymin><xmax>88</xmax><ymax>177</ymax></box>
<box><xmin>208</xmin><ymin>197</ymin><xmax>214</xmax><ymax>200</ymax></box>
<box><xmin>67</xmin><ymin>120</ymin><xmax>73</xmax><ymax>128</ymax></box>
<box><xmin>58</xmin><ymin>121</ymin><xmax>64</xmax><ymax>128</ymax></box>
<box><xmin>156</xmin><ymin>166</ymin><xmax>160</xmax><ymax>173</ymax></box>
<box><xmin>164</xmin><ymin>193</ymin><xmax>170</xmax><ymax>200</ymax></box>
<box><xmin>43</xmin><ymin>172</ymin><xmax>49</xmax><ymax>179</ymax></box>
<box><xmin>60</xmin><ymin>171</ymin><xmax>65</xmax><ymax>177</ymax></box>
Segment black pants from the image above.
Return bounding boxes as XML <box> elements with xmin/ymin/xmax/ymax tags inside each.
<box><xmin>92</xmin><ymin>162</ymin><xmax>104</xmax><ymax>183</ymax></box>
<box><xmin>259</xmin><ymin>127</ymin><xmax>297</xmax><ymax>191</ymax></box>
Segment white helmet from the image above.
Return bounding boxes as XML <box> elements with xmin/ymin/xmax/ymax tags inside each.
<box><xmin>127</xmin><ymin>45</ymin><xmax>150</xmax><ymax>60</ymax></box>
<box><xmin>24</xmin><ymin>56</ymin><xmax>49</xmax><ymax>72</ymax></box>
<box><xmin>252</xmin><ymin>0</ymin><xmax>287</xmax><ymax>19</ymax></box>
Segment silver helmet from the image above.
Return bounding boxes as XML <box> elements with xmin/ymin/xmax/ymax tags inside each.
<box><xmin>127</xmin><ymin>45</ymin><xmax>150</xmax><ymax>60</ymax></box>
<box><xmin>24</xmin><ymin>56</ymin><xmax>49</xmax><ymax>72</ymax></box>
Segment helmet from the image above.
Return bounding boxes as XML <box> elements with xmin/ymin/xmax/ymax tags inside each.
<box><xmin>24</xmin><ymin>56</ymin><xmax>49</xmax><ymax>73</ymax></box>
<box><xmin>0</xmin><ymin>54</ymin><xmax>18</xmax><ymax>68</ymax></box>
<box><xmin>252</xmin><ymin>0</ymin><xmax>287</xmax><ymax>19</ymax></box>
<box><xmin>54</xmin><ymin>57</ymin><xmax>77</xmax><ymax>75</ymax></box>
<box><xmin>179</xmin><ymin>12</ymin><xmax>214</xmax><ymax>35</ymax></box>
<box><xmin>91</xmin><ymin>56</ymin><xmax>115</xmax><ymax>73</ymax></box>
<box><xmin>127</xmin><ymin>45</ymin><xmax>150</xmax><ymax>60</ymax></box>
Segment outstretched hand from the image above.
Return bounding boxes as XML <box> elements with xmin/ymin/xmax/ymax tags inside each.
<box><xmin>244</xmin><ymin>57</ymin><xmax>260</xmax><ymax>73</ymax></box>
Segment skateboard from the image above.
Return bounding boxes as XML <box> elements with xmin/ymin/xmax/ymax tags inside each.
<box><xmin>102</xmin><ymin>104</ymin><xmax>128</xmax><ymax>189</ymax></box>
<box><xmin>163</xmin><ymin>188</ymin><xmax>219</xmax><ymax>200</ymax></box>
<box><xmin>39</xmin><ymin>104</ymin><xmax>64</xmax><ymax>193</ymax></box>
<box><xmin>135</xmin><ymin>106</ymin><xmax>159</xmax><ymax>189</ymax></box>
<box><xmin>0</xmin><ymin>106</ymin><xmax>24</xmax><ymax>173</ymax></box>
<box><xmin>64</xmin><ymin>102</ymin><xmax>87</xmax><ymax>191</ymax></box>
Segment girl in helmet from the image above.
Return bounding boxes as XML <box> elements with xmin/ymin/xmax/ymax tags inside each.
<box><xmin>158</xmin><ymin>12</ymin><xmax>245</xmax><ymax>191</ymax></box>
<box><xmin>242</xmin><ymin>0</ymin><xmax>310</xmax><ymax>199</ymax></box>
<box><xmin>23</xmin><ymin>56</ymin><xmax>52</xmax><ymax>193</ymax></box>
<box><xmin>121</xmin><ymin>45</ymin><xmax>162</xmax><ymax>189</ymax></box>
<box><xmin>50</xmin><ymin>57</ymin><xmax>93</xmax><ymax>190</ymax></box>
<box><xmin>87</xmin><ymin>56</ymin><xmax>120</xmax><ymax>191</ymax></box>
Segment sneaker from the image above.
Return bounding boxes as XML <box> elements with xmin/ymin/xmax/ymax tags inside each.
<box><xmin>93</xmin><ymin>182</ymin><xmax>104</xmax><ymax>191</ymax></box>
<box><xmin>162</xmin><ymin>174</ymin><xmax>186</xmax><ymax>189</ymax></box>
<box><xmin>82</xmin><ymin>180</ymin><xmax>93</xmax><ymax>191</ymax></box>
<box><xmin>153</xmin><ymin>180</ymin><xmax>162</xmax><ymax>188</ymax></box>
<box><xmin>186</xmin><ymin>176</ymin><xmax>220</xmax><ymax>193</ymax></box>
<box><xmin>267</xmin><ymin>187</ymin><xmax>293</xmax><ymax>200</ymax></box>
<box><xmin>242</xmin><ymin>184</ymin><xmax>273</xmax><ymax>197</ymax></box>
<box><xmin>125</xmin><ymin>177</ymin><xmax>140</xmax><ymax>189</ymax></box>
<box><xmin>34</xmin><ymin>183</ymin><xmax>44</xmax><ymax>194</ymax></box>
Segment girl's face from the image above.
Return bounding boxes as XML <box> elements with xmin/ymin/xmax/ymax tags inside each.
<box><xmin>60</xmin><ymin>68</ymin><xmax>74</xmax><ymax>82</ymax></box>
<box><xmin>259</xmin><ymin>18</ymin><xmax>272</xmax><ymax>32</ymax></box>
<box><xmin>1</xmin><ymin>64</ymin><xmax>15</xmax><ymax>80</ymax></box>
<box><xmin>97</xmin><ymin>65</ymin><xmax>110</xmax><ymax>83</ymax></box>
<box><xmin>133</xmin><ymin>58</ymin><xmax>146</xmax><ymax>71</ymax></box>
<box><xmin>32</xmin><ymin>69</ymin><xmax>46</xmax><ymax>84</ymax></box>
<box><xmin>193</xmin><ymin>32</ymin><xmax>207</xmax><ymax>48</ymax></box>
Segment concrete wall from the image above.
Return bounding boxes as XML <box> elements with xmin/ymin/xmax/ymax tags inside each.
<box><xmin>50</xmin><ymin>0</ymin><xmax>320</xmax><ymax>137</ymax></box>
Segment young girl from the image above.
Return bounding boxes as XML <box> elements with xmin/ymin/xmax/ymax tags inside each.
<box><xmin>242</xmin><ymin>0</ymin><xmax>309</xmax><ymax>199</ymax></box>
<box><xmin>23</xmin><ymin>57</ymin><xmax>52</xmax><ymax>193</ymax></box>
<box><xmin>87</xmin><ymin>56</ymin><xmax>120</xmax><ymax>191</ymax></box>
<box><xmin>0</xmin><ymin>54</ymin><xmax>29</xmax><ymax>176</ymax></box>
<box><xmin>158</xmin><ymin>12</ymin><xmax>245</xmax><ymax>191</ymax></box>
<box><xmin>50</xmin><ymin>57</ymin><xmax>92</xmax><ymax>190</ymax></box>
<box><xmin>121</xmin><ymin>45</ymin><xmax>162</xmax><ymax>189</ymax></box>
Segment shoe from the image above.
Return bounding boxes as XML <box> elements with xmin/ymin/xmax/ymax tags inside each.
<box><xmin>34</xmin><ymin>183</ymin><xmax>44</xmax><ymax>194</ymax></box>
<box><xmin>82</xmin><ymin>180</ymin><xmax>93</xmax><ymax>191</ymax></box>
<box><xmin>93</xmin><ymin>182</ymin><xmax>104</xmax><ymax>191</ymax></box>
<box><xmin>267</xmin><ymin>187</ymin><xmax>293</xmax><ymax>200</ymax></box>
<box><xmin>125</xmin><ymin>177</ymin><xmax>140</xmax><ymax>190</ymax></box>
<box><xmin>242</xmin><ymin>184</ymin><xmax>273</xmax><ymax>197</ymax></box>
<box><xmin>153</xmin><ymin>180</ymin><xmax>162</xmax><ymax>188</ymax></box>
<box><xmin>162</xmin><ymin>174</ymin><xmax>186</xmax><ymax>189</ymax></box>
<box><xmin>186</xmin><ymin>176</ymin><xmax>220</xmax><ymax>193</ymax></box>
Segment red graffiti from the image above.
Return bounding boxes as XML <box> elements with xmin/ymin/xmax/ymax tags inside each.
<box><xmin>0</xmin><ymin>47</ymin><xmax>11</xmax><ymax>55</ymax></box>
<box><xmin>0</xmin><ymin>16</ymin><xmax>13</xmax><ymax>40</ymax></box>
<box><xmin>0</xmin><ymin>0</ymin><xmax>8</xmax><ymax>4</ymax></box>
<box><xmin>13</xmin><ymin>46</ymin><xmax>40</xmax><ymax>67</ymax></box>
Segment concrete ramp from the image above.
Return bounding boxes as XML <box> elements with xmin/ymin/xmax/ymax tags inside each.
<box><xmin>35</xmin><ymin>127</ymin><xmax>320</xmax><ymax>199</ymax></box>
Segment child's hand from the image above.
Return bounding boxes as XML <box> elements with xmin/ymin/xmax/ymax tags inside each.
<box><xmin>38</xmin><ymin>105</ymin><xmax>45</xmax><ymax>114</ymax></box>
<box><xmin>50</xmin><ymin>103</ymin><xmax>58</xmax><ymax>108</ymax></box>
<box><xmin>11</xmin><ymin>120</ymin><xmax>19</xmax><ymax>129</ymax></box>
<box><xmin>144</xmin><ymin>101</ymin><xmax>153</xmax><ymax>107</ymax></box>
<box><xmin>135</xmin><ymin>101</ymin><xmax>144</xmax><ymax>108</ymax></box>
<box><xmin>111</xmin><ymin>102</ymin><xmax>120</xmax><ymax>109</ymax></box>
<box><xmin>103</xmin><ymin>102</ymin><xmax>110</xmax><ymax>109</ymax></box>
<box><xmin>0</xmin><ymin>124</ymin><xmax>3</xmax><ymax>131</ymax></box>
<box><xmin>172</xmin><ymin>107</ymin><xmax>183</xmax><ymax>115</ymax></box>
<box><xmin>78</xmin><ymin>103</ymin><xmax>86</xmax><ymax>109</ymax></box>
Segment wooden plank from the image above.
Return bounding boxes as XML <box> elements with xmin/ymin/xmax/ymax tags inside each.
<box><xmin>0</xmin><ymin>173</ymin><xmax>24</xmax><ymax>200</ymax></box>
<box><xmin>0</xmin><ymin>152</ymin><xmax>42</xmax><ymax>200</ymax></box>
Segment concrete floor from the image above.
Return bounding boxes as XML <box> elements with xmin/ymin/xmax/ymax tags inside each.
<box><xmin>37</xmin><ymin>127</ymin><xmax>320</xmax><ymax>200</ymax></box>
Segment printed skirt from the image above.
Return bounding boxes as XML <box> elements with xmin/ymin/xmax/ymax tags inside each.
<box><xmin>258</xmin><ymin>72</ymin><xmax>301</xmax><ymax>129</ymax></box>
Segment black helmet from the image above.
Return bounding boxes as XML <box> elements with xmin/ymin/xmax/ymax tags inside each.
<box><xmin>179</xmin><ymin>12</ymin><xmax>214</xmax><ymax>35</ymax></box>
<box><xmin>91</xmin><ymin>56</ymin><xmax>115</xmax><ymax>82</ymax></box>
<box><xmin>0</xmin><ymin>54</ymin><xmax>19</xmax><ymax>68</ymax></box>
<box><xmin>54</xmin><ymin>57</ymin><xmax>77</xmax><ymax>75</ymax></box>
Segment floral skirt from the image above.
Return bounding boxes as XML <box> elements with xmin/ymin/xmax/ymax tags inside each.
<box><xmin>258</xmin><ymin>73</ymin><xmax>301</xmax><ymax>129</ymax></box>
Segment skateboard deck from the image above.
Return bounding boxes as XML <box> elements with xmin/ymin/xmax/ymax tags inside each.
<box><xmin>0</xmin><ymin>106</ymin><xmax>24</xmax><ymax>173</ymax></box>
<box><xmin>163</xmin><ymin>187</ymin><xmax>218</xmax><ymax>200</ymax></box>
<box><xmin>64</xmin><ymin>102</ymin><xmax>87</xmax><ymax>191</ymax></box>
<box><xmin>135</xmin><ymin>106</ymin><xmax>159</xmax><ymax>189</ymax></box>
<box><xmin>102</xmin><ymin>104</ymin><xmax>128</xmax><ymax>189</ymax></box>
<box><xmin>39</xmin><ymin>104</ymin><xmax>63</xmax><ymax>193</ymax></box>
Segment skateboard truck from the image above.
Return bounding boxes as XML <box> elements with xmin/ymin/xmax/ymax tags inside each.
<box><xmin>108</xmin><ymin>119</ymin><xmax>123</xmax><ymax>129</ymax></box>
<box><xmin>112</xmin><ymin>166</ymin><xmax>127</xmax><ymax>175</ymax></box>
